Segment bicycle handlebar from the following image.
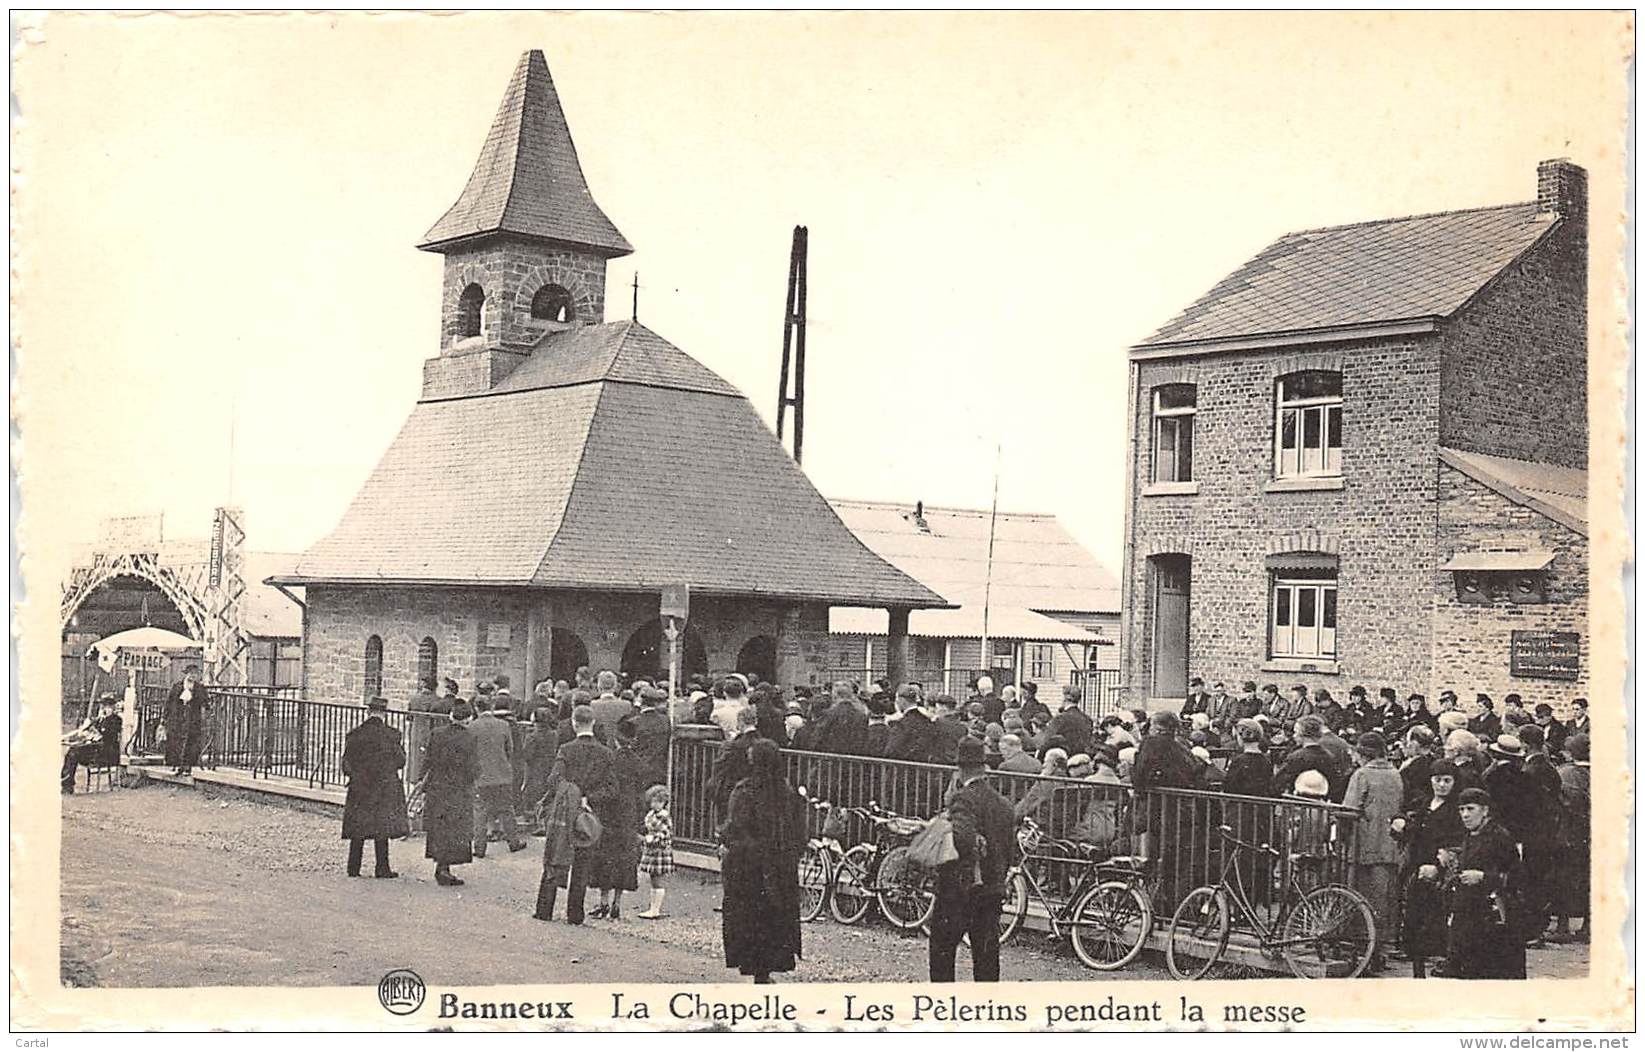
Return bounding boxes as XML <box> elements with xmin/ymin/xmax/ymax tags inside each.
<box><xmin>1217</xmin><ymin>823</ymin><xmax>1282</xmax><ymax>858</ymax></box>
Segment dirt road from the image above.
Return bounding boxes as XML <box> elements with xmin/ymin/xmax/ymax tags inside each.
<box><xmin>60</xmin><ymin>785</ymin><xmax>1146</xmax><ymax>988</ymax></box>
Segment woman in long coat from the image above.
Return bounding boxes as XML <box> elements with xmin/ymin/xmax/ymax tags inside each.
<box><xmin>162</xmin><ymin>666</ymin><xmax>208</xmax><ymax>773</ymax></box>
<box><xmin>1392</xmin><ymin>759</ymin><xmax>1466</xmax><ymax>976</ymax></box>
<box><xmin>1448</xmin><ymin>787</ymin><xmax>1527</xmax><ymax>979</ymax></box>
<box><xmin>719</xmin><ymin>738</ymin><xmax>805</xmax><ymax>983</ymax></box>
<box><xmin>590</xmin><ymin>717</ymin><xmax>646</xmax><ymax>918</ymax></box>
<box><xmin>422</xmin><ymin>701</ymin><xmax>479</xmax><ymax>886</ymax></box>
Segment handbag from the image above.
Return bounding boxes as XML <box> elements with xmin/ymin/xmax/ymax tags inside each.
<box><xmin>572</xmin><ymin>802</ymin><xmax>604</xmax><ymax>849</ymax></box>
<box><xmin>906</xmin><ymin>812</ymin><xmax>959</xmax><ymax>869</ymax></box>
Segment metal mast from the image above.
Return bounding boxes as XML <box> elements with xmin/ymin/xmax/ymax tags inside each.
<box><xmin>776</xmin><ymin>225</ymin><xmax>808</xmax><ymax>464</ymax></box>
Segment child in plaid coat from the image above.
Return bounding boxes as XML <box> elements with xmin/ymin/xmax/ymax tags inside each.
<box><xmin>637</xmin><ymin>784</ymin><xmax>674</xmax><ymax>919</ymax></box>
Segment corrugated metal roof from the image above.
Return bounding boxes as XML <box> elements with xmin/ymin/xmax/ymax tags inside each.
<box><xmin>829</xmin><ymin>605</ymin><xmax>1096</xmax><ymax>642</ymax></box>
<box><xmin>827</xmin><ymin>499</ymin><xmax>1120</xmax><ymax>614</ymax></box>
<box><xmin>1137</xmin><ymin>204</ymin><xmax>1556</xmax><ymax>348</ymax></box>
<box><xmin>286</xmin><ymin>324</ymin><xmax>943</xmax><ymax>608</ymax></box>
<box><xmin>419</xmin><ymin>50</ymin><xmax>632</xmax><ymax>256</ymax></box>
<box><xmin>1440</xmin><ymin>447</ymin><xmax>1587</xmax><ymax>536</ymax></box>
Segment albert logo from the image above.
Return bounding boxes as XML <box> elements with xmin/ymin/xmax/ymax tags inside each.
<box><xmin>378</xmin><ymin>969</ymin><xmax>426</xmax><ymax>1016</ymax></box>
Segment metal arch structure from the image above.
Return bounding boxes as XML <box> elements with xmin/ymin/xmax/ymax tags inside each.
<box><xmin>60</xmin><ymin>507</ymin><xmax>253</xmax><ymax>689</ymax></box>
<box><xmin>61</xmin><ymin>551</ymin><xmax>209</xmax><ymax>642</ymax></box>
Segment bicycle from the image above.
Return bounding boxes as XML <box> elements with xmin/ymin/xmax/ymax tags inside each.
<box><xmin>1166</xmin><ymin>823</ymin><xmax>1377</xmax><ymax>980</ymax></box>
<box><xmin>796</xmin><ymin>794</ymin><xmax>935</xmax><ymax>930</ymax></box>
<box><xmin>996</xmin><ymin>818</ymin><xmax>1155</xmax><ymax>971</ymax></box>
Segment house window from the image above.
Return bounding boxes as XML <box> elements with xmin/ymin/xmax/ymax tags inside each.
<box><xmin>1025</xmin><ymin>643</ymin><xmax>1055</xmax><ymax>679</ymax></box>
<box><xmin>1270</xmin><ymin>572</ymin><xmax>1337</xmax><ymax>660</ymax></box>
<box><xmin>1275</xmin><ymin>371</ymin><xmax>1342</xmax><ymax>478</ymax></box>
<box><xmin>364</xmin><ymin>635</ymin><xmax>384</xmax><ymax>699</ymax></box>
<box><xmin>1152</xmin><ymin>384</ymin><xmax>1196</xmax><ymax>483</ymax></box>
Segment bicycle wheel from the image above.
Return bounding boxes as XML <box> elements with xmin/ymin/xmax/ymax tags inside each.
<box><xmin>1281</xmin><ymin>884</ymin><xmax>1377</xmax><ymax>979</ymax></box>
<box><xmin>1071</xmin><ymin>880</ymin><xmax>1152</xmax><ymax>971</ymax></box>
<box><xmin>876</xmin><ymin>845</ymin><xmax>936</xmax><ymax>929</ymax></box>
<box><xmin>829</xmin><ymin>844</ymin><xmax>875</xmax><ymax>925</ymax></box>
<box><xmin>997</xmin><ymin>869</ymin><xmax>1029</xmax><ymax>945</ymax></box>
<box><xmin>798</xmin><ymin>843</ymin><xmax>832</xmax><ymax>923</ymax></box>
<box><xmin>1166</xmin><ymin>886</ymin><xmax>1230</xmax><ymax>980</ymax></box>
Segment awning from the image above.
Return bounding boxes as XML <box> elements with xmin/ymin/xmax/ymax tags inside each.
<box><xmin>1264</xmin><ymin>552</ymin><xmax>1339</xmax><ymax>572</ymax></box>
<box><xmin>1440</xmin><ymin>550</ymin><xmax>1555</xmax><ymax>572</ymax></box>
<box><xmin>828</xmin><ymin>604</ymin><xmax>1096</xmax><ymax>643</ymax></box>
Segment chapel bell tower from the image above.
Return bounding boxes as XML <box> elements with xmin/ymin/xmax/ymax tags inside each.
<box><xmin>418</xmin><ymin>50</ymin><xmax>632</xmax><ymax>397</ymax></box>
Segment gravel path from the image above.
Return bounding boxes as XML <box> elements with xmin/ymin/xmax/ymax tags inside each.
<box><xmin>60</xmin><ymin>785</ymin><xmax>1155</xmax><ymax>987</ymax></box>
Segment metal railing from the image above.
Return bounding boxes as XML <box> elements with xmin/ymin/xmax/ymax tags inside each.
<box><xmin>128</xmin><ymin>690</ymin><xmax>1362</xmax><ymax>922</ymax></box>
<box><xmin>667</xmin><ymin>736</ymin><xmax>1360</xmax><ymax>913</ymax></box>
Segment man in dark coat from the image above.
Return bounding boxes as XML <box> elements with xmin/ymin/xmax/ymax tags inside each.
<box><xmin>886</xmin><ymin>685</ymin><xmax>935</xmax><ymax>763</ymax></box>
<box><xmin>1273</xmin><ymin>715</ymin><xmax>1346</xmax><ymax>801</ymax></box>
<box><xmin>162</xmin><ymin>665</ymin><xmax>209</xmax><ymax>775</ymax></box>
<box><xmin>928</xmin><ymin>694</ymin><xmax>969</xmax><ymax>765</ymax></box>
<box><xmin>1045</xmin><ymin>685</ymin><xmax>1094</xmax><ymax>757</ymax></box>
<box><xmin>632</xmin><ymin>688</ymin><xmax>673</xmax><ymax>790</ymax></box>
<box><xmin>539</xmin><ymin>705</ymin><xmax>617</xmax><ymax>924</ymax></box>
<box><xmin>1565</xmin><ymin>697</ymin><xmax>1590</xmax><ymax>742</ymax></box>
<box><xmin>1131</xmin><ymin>710</ymin><xmax>1202</xmax><ymax>904</ymax></box>
<box><xmin>974</xmin><ymin>677</ymin><xmax>1004</xmax><ymax>726</ymax></box>
<box><xmin>423</xmin><ymin>701</ymin><xmax>479</xmax><ymax>886</ymax></box>
<box><xmin>1017</xmin><ymin>681</ymin><xmax>1051</xmax><ymax>729</ymax></box>
<box><xmin>708</xmin><ymin>706</ymin><xmax>760</xmax><ymax>818</ymax></box>
<box><xmin>810</xmin><ymin>684</ymin><xmax>871</xmax><ymax>756</ymax></box>
<box><xmin>61</xmin><ymin>695</ymin><xmax>122</xmax><ymax>793</ymax></box>
<box><xmin>752</xmin><ymin>685</ymin><xmax>788</xmax><ymax>744</ymax></box>
<box><xmin>1533</xmin><ymin>704</ymin><xmax>1569</xmax><ymax>757</ymax></box>
<box><xmin>929</xmin><ymin>738</ymin><xmax>1017</xmax><ymax>982</ymax></box>
<box><xmin>341</xmin><ymin>696</ymin><xmax>410</xmax><ymax>878</ymax></box>
<box><xmin>1180</xmin><ymin>677</ymin><xmax>1212</xmax><ymax>720</ymax></box>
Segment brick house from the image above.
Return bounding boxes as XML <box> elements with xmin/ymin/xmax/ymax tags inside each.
<box><xmin>826</xmin><ymin>499</ymin><xmax>1122</xmax><ymax>699</ymax></box>
<box><xmin>1121</xmin><ymin>159</ymin><xmax>1588</xmax><ymax>716</ymax></box>
<box><xmin>272</xmin><ymin>51</ymin><xmax>943</xmax><ymax>703</ymax></box>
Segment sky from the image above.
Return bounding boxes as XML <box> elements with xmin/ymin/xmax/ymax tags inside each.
<box><xmin>14</xmin><ymin>11</ymin><xmax>1628</xmax><ymax>578</ymax></box>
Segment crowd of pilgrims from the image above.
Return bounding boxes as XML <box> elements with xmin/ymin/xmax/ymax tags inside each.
<box><xmin>347</xmin><ymin>664</ymin><xmax>1589</xmax><ymax>981</ymax></box>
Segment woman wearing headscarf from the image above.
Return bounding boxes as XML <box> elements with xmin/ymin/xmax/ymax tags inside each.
<box><xmin>718</xmin><ymin>738</ymin><xmax>804</xmax><ymax>983</ymax></box>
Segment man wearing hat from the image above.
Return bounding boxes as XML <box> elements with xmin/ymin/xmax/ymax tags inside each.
<box><xmin>61</xmin><ymin>694</ymin><xmax>123</xmax><ymax>793</ymax></box>
<box><xmin>1482</xmin><ymin>734</ymin><xmax>1536</xmax><ymax>846</ymax></box>
<box><xmin>470</xmin><ymin>689</ymin><xmax>527</xmax><ymax>857</ymax></box>
<box><xmin>423</xmin><ymin>701</ymin><xmax>479</xmax><ymax>886</ymax></box>
<box><xmin>341</xmin><ymin>697</ymin><xmax>410</xmax><ymax>878</ymax></box>
<box><xmin>1180</xmin><ymin>676</ymin><xmax>1212</xmax><ymax>720</ymax></box>
<box><xmin>541</xmin><ymin>705</ymin><xmax>616</xmax><ymax>924</ymax></box>
<box><xmin>1449</xmin><ymin>787</ymin><xmax>1526</xmax><ymax>979</ymax></box>
<box><xmin>928</xmin><ymin>738</ymin><xmax>1016</xmax><ymax>983</ymax></box>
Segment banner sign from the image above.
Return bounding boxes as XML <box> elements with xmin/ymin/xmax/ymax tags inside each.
<box><xmin>660</xmin><ymin>584</ymin><xmax>690</xmax><ymax>622</ymax></box>
<box><xmin>208</xmin><ymin>510</ymin><xmax>225</xmax><ymax>589</ymax></box>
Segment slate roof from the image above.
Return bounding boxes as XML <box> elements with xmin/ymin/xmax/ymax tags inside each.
<box><xmin>419</xmin><ymin>50</ymin><xmax>632</xmax><ymax>257</ymax></box>
<box><xmin>1439</xmin><ymin>447</ymin><xmax>1587</xmax><ymax>537</ymax></box>
<box><xmin>826</xmin><ymin>499</ymin><xmax>1121</xmax><ymax>614</ymax></box>
<box><xmin>282</xmin><ymin>323</ymin><xmax>944</xmax><ymax>608</ymax></box>
<box><xmin>1137</xmin><ymin>203</ymin><xmax>1558</xmax><ymax>349</ymax></box>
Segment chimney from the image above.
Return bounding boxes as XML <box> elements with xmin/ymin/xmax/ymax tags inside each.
<box><xmin>1536</xmin><ymin>158</ymin><xmax>1587</xmax><ymax>223</ymax></box>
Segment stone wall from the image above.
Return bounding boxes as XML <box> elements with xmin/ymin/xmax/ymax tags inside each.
<box><xmin>438</xmin><ymin>238</ymin><xmax>609</xmax><ymax>351</ymax></box>
<box><xmin>1122</xmin><ymin>337</ymin><xmax>1442</xmax><ymax>706</ymax></box>
<box><xmin>301</xmin><ymin>584</ymin><xmax>830</xmax><ymax>704</ymax></box>
<box><xmin>1430</xmin><ymin>464</ymin><xmax>1589</xmax><ymax>718</ymax></box>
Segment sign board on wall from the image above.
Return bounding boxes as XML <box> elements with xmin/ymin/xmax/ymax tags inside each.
<box><xmin>485</xmin><ymin>623</ymin><xmax>511</xmax><ymax>649</ymax></box>
<box><xmin>1510</xmin><ymin>630</ymin><xmax>1580</xmax><ymax>681</ymax></box>
<box><xmin>660</xmin><ymin>584</ymin><xmax>690</xmax><ymax>622</ymax></box>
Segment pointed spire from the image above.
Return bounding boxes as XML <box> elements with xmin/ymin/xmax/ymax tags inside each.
<box><xmin>420</xmin><ymin>50</ymin><xmax>632</xmax><ymax>257</ymax></box>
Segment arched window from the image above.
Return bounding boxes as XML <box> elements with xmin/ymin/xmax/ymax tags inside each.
<box><xmin>735</xmin><ymin>635</ymin><xmax>778</xmax><ymax>685</ymax></box>
<box><xmin>457</xmin><ymin>283</ymin><xmax>485</xmax><ymax>338</ymax></box>
<box><xmin>363</xmin><ymin>635</ymin><xmax>384</xmax><ymax>700</ymax></box>
<box><xmin>530</xmin><ymin>284</ymin><xmax>575</xmax><ymax>323</ymax></box>
<box><xmin>417</xmin><ymin>636</ymin><xmax>438</xmax><ymax>685</ymax></box>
